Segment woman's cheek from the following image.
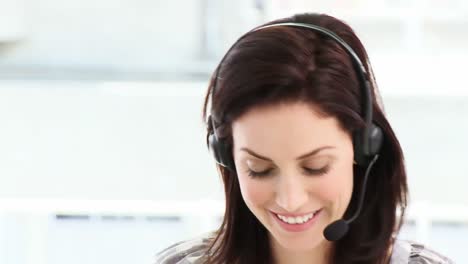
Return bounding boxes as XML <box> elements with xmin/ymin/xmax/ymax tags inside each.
<box><xmin>238</xmin><ymin>174</ymin><xmax>271</xmax><ymax>207</ymax></box>
<box><xmin>317</xmin><ymin>170</ymin><xmax>354</xmax><ymax>215</ymax></box>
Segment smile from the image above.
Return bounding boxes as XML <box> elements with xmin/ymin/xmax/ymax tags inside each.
<box><xmin>271</xmin><ymin>209</ymin><xmax>322</xmax><ymax>232</ymax></box>
<box><xmin>275</xmin><ymin>212</ymin><xmax>316</xmax><ymax>224</ymax></box>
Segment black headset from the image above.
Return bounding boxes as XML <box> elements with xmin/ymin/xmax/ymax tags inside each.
<box><xmin>208</xmin><ymin>22</ymin><xmax>383</xmax><ymax>171</ymax></box>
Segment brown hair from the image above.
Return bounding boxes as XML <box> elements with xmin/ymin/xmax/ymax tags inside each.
<box><xmin>201</xmin><ymin>13</ymin><xmax>408</xmax><ymax>264</ymax></box>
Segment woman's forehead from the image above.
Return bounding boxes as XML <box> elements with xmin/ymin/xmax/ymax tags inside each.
<box><xmin>232</xmin><ymin>102</ymin><xmax>341</xmax><ymax>137</ymax></box>
<box><xmin>231</xmin><ymin>102</ymin><xmax>351</xmax><ymax>155</ymax></box>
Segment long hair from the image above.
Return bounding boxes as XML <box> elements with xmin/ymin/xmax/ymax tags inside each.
<box><xmin>201</xmin><ymin>13</ymin><xmax>408</xmax><ymax>264</ymax></box>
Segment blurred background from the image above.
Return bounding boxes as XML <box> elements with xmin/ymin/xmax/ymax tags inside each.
<box><xmin>0</xmin><ymin>0</ymin><xmax>467</xmax><ymax>263</ymax></box>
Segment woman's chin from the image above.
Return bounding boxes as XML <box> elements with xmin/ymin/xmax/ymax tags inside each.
<box><xmin>272</xmin><ymin>233</ymin><xmax>324</xmax><ymax>252</ymax></box>
<box><xmin>267</xmin><ymin>226</ymin><xmax>325</xmax><ymax>252</ymax></box>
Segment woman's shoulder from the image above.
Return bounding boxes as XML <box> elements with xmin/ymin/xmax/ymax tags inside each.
<box><xmin>155</xmin><ymin>231</ymin><xmax>217</xmax><ymax>264</ymax></box>
<box><xmin>391</xmin><ymin>239</ymin><xmax>455</xmax><ymax>264</ymax></box>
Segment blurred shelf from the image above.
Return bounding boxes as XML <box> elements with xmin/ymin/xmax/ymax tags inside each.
<box><xmin>0</xmin><ymin>198</ymin><xmax>467</xmax><ymax>225</ymax></box>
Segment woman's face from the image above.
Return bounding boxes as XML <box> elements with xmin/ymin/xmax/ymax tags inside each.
<box><xmin>231</xmin><ymin>101</ymin><xmax>354</xmax><ymax>252</ymax></box>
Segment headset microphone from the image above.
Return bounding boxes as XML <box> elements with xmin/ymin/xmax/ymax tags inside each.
<box><xmin>323</xmin><ymin>154</ymin><xmax>379</xmax><ymax>241</ymax></box>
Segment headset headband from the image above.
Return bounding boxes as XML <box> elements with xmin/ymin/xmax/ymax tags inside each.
<box><xmin>210</xmin><ymin>22</ymin><xmax>375</xmax><ymax>155</ymax></box>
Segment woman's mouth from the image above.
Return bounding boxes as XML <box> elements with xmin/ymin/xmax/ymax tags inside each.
<box><xmin>271</xmin><ymin>209</ymin><xmax>322</xmax><ymax>232</ymax></box>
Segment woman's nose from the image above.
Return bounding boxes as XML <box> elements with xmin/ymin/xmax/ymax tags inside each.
<box><xmin>275</xmin><ymin>175</ymin><xmax>308</xmax><ymax>213</ymax></box>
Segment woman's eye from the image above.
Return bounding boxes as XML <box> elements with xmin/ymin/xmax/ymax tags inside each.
<box><xmin>246</xmin><ymin>166</ymin><xmax>329</xmax><ymax>178</ymax></box>
<box><xmin>303</xmin><ymin>165</ymin><xmax>329</xmax><ymax>176</ymax></box>
<box><xmin>247</xmin><ymin>168</ymin><xmax>272</xmax><ymax>178</ymax></box>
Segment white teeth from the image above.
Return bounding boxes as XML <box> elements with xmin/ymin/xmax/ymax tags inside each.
<box><xmin>276</xmin><ymin>212</ymin><xmax>315</xmax><ymax>224</ymax></box>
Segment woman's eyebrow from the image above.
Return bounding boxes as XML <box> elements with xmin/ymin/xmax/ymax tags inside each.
<box><xmin>240</xmin><ymin>146</ymin><xmax>335</xmax><ymax>161</ymax></box>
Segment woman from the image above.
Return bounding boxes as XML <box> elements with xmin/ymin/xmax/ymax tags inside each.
<box><xmin>156</xmin><ymin>13</ymin><xmax>454</xmax><ymax>264</ymax></box>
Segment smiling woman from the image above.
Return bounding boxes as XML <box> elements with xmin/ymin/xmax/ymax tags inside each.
<box><xmin>231</xmin><ymin>102</ymin><xmax>354</xmax><ymax>263</ymax></box>
<box><xmin>155</xmin><ymin>12</ymin><xmax>454</xmax><ymax>264</ymax></box>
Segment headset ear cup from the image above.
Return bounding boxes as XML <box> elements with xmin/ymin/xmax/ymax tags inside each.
<box><xmin>208</xmin><ymin>132</ymin><xmax>235</xmax><ymax>171</ymax></box>
<box><xmin>353</xmin><ymin>129</ymin><xmax>367</xmax><ymax>166</ymax></box>
<box><xmin>368</xmin><ymin>123</ymin><xmax>384</xmax><ymax>156</ymax></box>
<box><xmin>219</xmin><ymin>138</ymin><xmax>236</xmax><ymax>171</ymax></box>
<box><xmin>208</xmin><ymin>132</ymin><xmax>220</xmax><ymax>163</ymax></box>
<box><xmin>353</xmin><ymin>123</ymin><xmax>383</xmax><ymax>166</ymax></box>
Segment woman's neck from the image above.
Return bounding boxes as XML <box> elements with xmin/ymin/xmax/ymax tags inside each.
<box><xmin>270</xmin><ymin>237</ymin><xmax>334</xmax><ymax>264</ymax></box>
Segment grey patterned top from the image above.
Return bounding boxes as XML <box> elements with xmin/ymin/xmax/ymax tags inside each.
<box><xmin>155</xmin><ymin>231</ymin><xmax>455</xmax><ymax>264</ymax></box>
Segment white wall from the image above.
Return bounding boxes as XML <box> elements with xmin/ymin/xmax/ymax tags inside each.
<box><xmin>0</xmin><ymin>80</ymin><xmax>467</xmax><ymax>205</ymax></box>
<box><xmin>0</xmin><ymin>0</ymin><xmax>266</xmax><ymax>77</ymax></box>
<box><xmin>0</xmin><ymin>0</ymin><xmax>202</xmax><ymax>72</ymax></box>
<box><xmin>384</xmin><ymin>95</ymin><xmax>468</xmax><ymax>204</ymax></box>
<box><xmin>0</xmin><ymin>81</ymin><xmax>222</xmax><ymax>201</ymax></box>
<box><xmin>0</xmin><ymin>0</ymin><xmax>26</xmax><ymax>41</ymax></box>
